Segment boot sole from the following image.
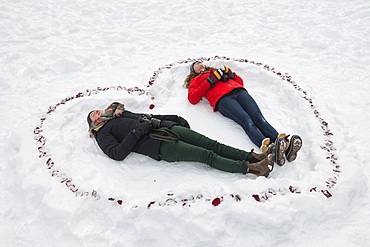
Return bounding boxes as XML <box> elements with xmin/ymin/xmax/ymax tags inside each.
<box><xmin>275</xmin><ymin>137</ymin><xmax>286</xmax><ymax>166</ymax></box>
<box><xmin>286</xmin><ymin>135</ymin><xmax>302</xmax><ymax>162</ymax></box>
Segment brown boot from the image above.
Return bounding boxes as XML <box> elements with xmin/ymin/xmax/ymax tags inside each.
<box><xmin>247</xmin><ymin>154</ymin><xmax>274</xmax><ymax>177</ymax></box>
<box><xmin>250</xmin><ymin>143</ymin><xmax>276</xmax><ymax>163</ymax></box>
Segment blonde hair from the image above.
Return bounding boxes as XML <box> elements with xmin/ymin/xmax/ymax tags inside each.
<box><xmin>183</xmin><ymin>66</ymin><xmax>217</xmax><ymax>89</ymax></box>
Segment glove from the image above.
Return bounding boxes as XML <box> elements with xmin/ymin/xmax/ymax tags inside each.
<box><xmin>177</xmin><ymin>116</ymin><xmax>190</xmax><ymax>128</ymax></box>
<box><xmin>131</xmin><ymin>121</ymin><xmax>151</xmax><ymax>139</ymax></box>
<box><xmin>206</xmin><ymin>69</ymin><xmax>223</xmax><ymax>87</ymax></box>
<box><xmin>140</xmin><ymin>114</ymin><xmax>161</xmax><ymax>129</ymax></box>
<box><xmin>220</xmin><ymin>65</ymin><xmax>235</xmax><ymax>80</ymax></box>
<box><xmin>150</xmin><ymin>118</ymin><xmax>161</xmax><ymax>129</ymax></box>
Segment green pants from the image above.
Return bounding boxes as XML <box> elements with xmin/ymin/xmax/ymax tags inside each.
<box><xmin>159</xmin><ymin>126</ymin><xmax>252</xmax><ymax>174</ymax></box>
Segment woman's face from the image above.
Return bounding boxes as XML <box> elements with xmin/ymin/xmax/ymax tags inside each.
<box><xmin>193</xmin><ymin>62</ymin><xmax>206</xmax><ymax>74</ymax></box>
<box><xmin>89</xmin><ymin>110</ymin><xmax>105</xmax><ymax>122</ymax></box>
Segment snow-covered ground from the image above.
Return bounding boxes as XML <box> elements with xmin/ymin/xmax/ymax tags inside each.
<box><xmin>1</xmin><ymin>0</ymin><xmax>370</xmax><ymax>246</ymax></box>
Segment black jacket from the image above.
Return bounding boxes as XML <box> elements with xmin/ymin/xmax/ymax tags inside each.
<box><xmin>94</xmin><ymin>111</ymin><xmax>189</xmax><ymax>161</ymax></box>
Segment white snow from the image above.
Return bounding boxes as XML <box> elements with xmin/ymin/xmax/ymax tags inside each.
<box><xmin>1</xmin><ymin>0</ymin><xmax>370</xmax><ymax>246</ymax></box>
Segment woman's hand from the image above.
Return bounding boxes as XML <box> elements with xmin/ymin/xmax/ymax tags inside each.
<box><xmin>131</xmin><ymin>121</ymin><xmax>151</xmax><ymax>139</ymax></box>
<box><xmin>220</xmin><ymin>65</ymin><xmax>235</xmax><ymax>79</ymax></box>
<box><xmin>207</xmin><ymin>69</ymin><xmax>224</xmax><ymax>87</ymax></box>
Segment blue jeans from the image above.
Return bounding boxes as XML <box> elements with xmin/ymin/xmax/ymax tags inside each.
<box><xmin>216</xmin><ymin>89</ymin><xmax>279</xmax><ymax>147</ymax></box>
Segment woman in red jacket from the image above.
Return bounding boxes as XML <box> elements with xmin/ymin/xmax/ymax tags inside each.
<box><xmin>184</xmin><ymin>61</ymin><xmax>302</xmax><ymax>166</ymax></box>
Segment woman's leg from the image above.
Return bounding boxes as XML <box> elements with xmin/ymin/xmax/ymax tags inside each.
<box><xmin>170</xmin><ymin>126</ymin><xmax>252</xmax><ymax>161</ymax></box>
<box><xmin>234</xmin><ymin>90</ymin><xmax>279</xmax><ymax>142</ymax></box>
<box><xmin>217</xmin><ymin>93</ymin><xmax>267</xmax><ymax>147</ymax></box>
<box><xmin>159</xmin><ymin>138</ymin><xmax>249</xmax><ymax>174</ymax></box>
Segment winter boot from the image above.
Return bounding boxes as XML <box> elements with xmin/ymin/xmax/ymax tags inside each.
<box><xmin>260</xmin><ymin>138</ymin><xmax>270</xmax><ymax>152</ymax></box>
<box><xmin>274</xmin><ymin>137</ymin><xmax>287</xmax><ymax>166</ymax></box>
<box><xmin>285</xmin><ymin>135</ymin><xmax>302</xmax><ymax>162</ymax></box>
<box><xmin>247</xmin><ymin>154</ymin><xmax>274</xmax><ymax>178</ymax></box>
<box><xmin>250</xmin><ymin>143</ymin><xmax>276</xmax><ymax>163</ymax></box>
<box><xmin>278</xmin><ymin>133</ymin><xmax>287</xmax><ymax>139</ymax></box>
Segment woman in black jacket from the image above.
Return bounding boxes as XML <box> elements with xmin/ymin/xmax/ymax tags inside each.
<box><xmin>87</xmin><ymin>102</ymin><xmax>277</xmax><ymax>177</ymax></box>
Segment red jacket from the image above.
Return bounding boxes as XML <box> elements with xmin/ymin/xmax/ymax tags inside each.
<box><xmin>188</xmin><ymin>70</ymin><xmax>246</xmax><ymax>111</ymax></box>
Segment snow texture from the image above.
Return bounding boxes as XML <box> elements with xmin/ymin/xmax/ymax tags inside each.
<box><xmin>1</xmin><ymin>0</ymin><xmax>370</xmax><ymax>246</ymax></box>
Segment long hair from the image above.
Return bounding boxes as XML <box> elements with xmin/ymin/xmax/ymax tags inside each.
<box><xmin>183</xmin><ymin>66</ymin><xmax>217</xmax><ymax>89</ymax></box>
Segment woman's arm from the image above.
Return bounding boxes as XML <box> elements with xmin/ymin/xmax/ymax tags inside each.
<box><xmin>97</xmin><ymin>121</ymin><xmax>151</xmax><ymax>161</ymax></box>
<box><xmin>152</xmin><ymin>114</ymin><xmax>190</xmax><ymax>128</ymax></box>
<box><xmin>187</xmin><ymin>74</ymin><xmax>212</xmax><ymax>104</ymax></box>
<box><xmin>97</xmin><ymin>131</ymin><xmax>139</xmax><ymax>161</ymax></box>
<box><xmin>233</xmin><ymin>73</ymin><xmax>244</xmax><ymax>87</ymax></box>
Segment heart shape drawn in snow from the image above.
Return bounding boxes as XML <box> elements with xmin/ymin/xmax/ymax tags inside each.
<box><xmin>34</xmin><ymin>56</ymin><xmax>339</xmax><ymax>208</ymax></box>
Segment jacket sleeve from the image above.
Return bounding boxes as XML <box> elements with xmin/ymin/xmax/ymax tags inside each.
<box><xmin>152</xmin><ymin>114</ymin><xmax>190</xmax><ymax>128</ymax></box>
<box><xmin>187</xmin><ymin>74</ymin><xmax>212</xmax><ymax>104</ymax></box>
<box><xmin>233</xmin><ymin>73</ymin><xmax>244</xmax><ymax>87</ymax></box>
<box><xmin>152</xmin><ymin>114</ymin><xmax>178</xmax><ymax>122</ymax></box>
<box><xmin>97</xmin><ymin>130</ymin><xmax>140</xmax><ymax>161</ymax></box>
